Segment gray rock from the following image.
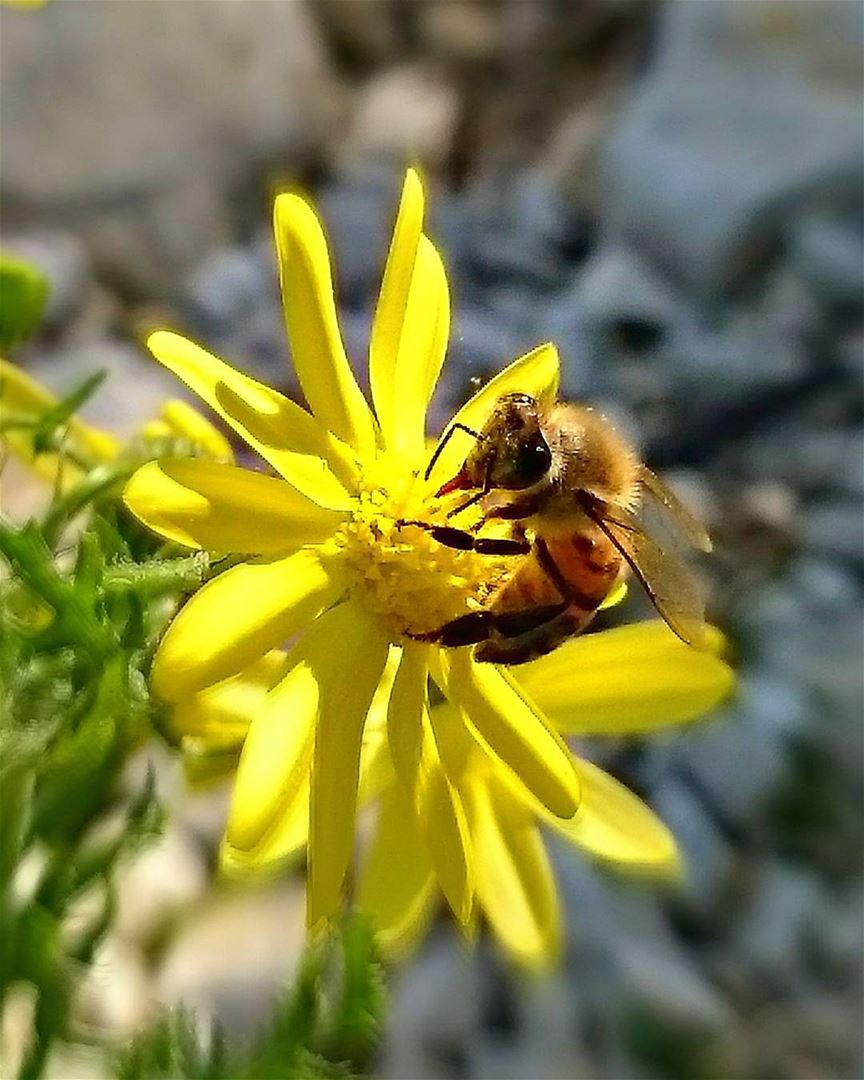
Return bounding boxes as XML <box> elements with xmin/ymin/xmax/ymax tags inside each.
<box><xmin>27</xmin><ymin>340</ymin><xmax>179</xmax><ymax>439</ymax></box>
<box><xmin>743</xmin><ymin>425</ymin><xmax>864</xmax><ymax>498</ymax></box>
<box><xmin>676</xmin><ymin>712</ymin><xmax>789</xmax><ymax>832</ymax></box>
<box><xmin>791</xmin><ymin>212</ymin><xmax>864</xmax><ymax>308</ymax></box>
<box><xmin>318</xmin><ymin>167</ymin><xmax>401</xmax><ymax>309</ymax></box>
<box><xmin>336</xmin><ymin>61</ymin><xmax>460</xmax><ymax>174</ymax></box>
<box><xmin>156</xmin><ymin>883</ymin><xmax>306</xmax><ymax>1041</ymax></box>
<box><xmin>184</xmin><ymin>246</ymin><xmax>274</xmax><ymax>336</ymax></box>
<box><xmin>734</xmin><ymin>859</ymin><xmax>824</xmax><ymax>986</ymax></box>
<box><xmin>651</xmin><ymin>775</ymin><xmax>736</xmax><ymax>917</ymax></box>
<box><xmin>799</xmin><ymin>496</ymin><xmax>864</xmax><ymax>563</ymax></box>
<box><xmin>602</xmin><ymin>0</ymin><xmax>864</xmax><ymax>297</ymax></box>
<box><xmin>381</xmin><ymin>932</ymin><xmax>484</xmax><ymax>1080</ymax></box>
<box><xmin>1</xmin><ymin>1</ymin><xmax>342</xmax><ymax>294</ymax></box>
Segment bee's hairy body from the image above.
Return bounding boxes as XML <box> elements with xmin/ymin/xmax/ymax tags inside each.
<box><xmin>406</xmin><ymin>392</ymin><xmax>709</xmax><ymax>663</ymax></box>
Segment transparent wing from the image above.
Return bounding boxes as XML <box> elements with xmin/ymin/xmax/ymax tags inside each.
<box><xmin>638</xmin><ymin>465</ymin><xmax>712</xmax><ymax>553</ymax></box>
<box><xmin>586</xmin><ymin>498</ymin><xmax>709</xmax><ymax>649</ymax></box>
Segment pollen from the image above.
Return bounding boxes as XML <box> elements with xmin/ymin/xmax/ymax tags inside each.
<box><xmin>334</xmin><ymin>457</ymin><xmax>511</xmax><ymax>641</ymax></box>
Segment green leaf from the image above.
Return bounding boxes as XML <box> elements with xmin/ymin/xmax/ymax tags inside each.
<box><xmin>0</xmin><ymin>253</ymin><xmax>49</xmax><ymax>350</ymax></box>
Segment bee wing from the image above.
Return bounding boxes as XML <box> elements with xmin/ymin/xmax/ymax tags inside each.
<box><xmin>585</xmin><ymin>498</ymin><xmax>709</xmax><ymax>649</ymax></box>
<box><xmin>638</xmin><ymin>465</ymin><xmax>712</xmax><ymax>553</ymax></box>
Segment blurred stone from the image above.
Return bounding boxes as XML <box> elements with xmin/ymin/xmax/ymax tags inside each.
<box><xmin>380</xmin><ymin>932</ymin><xmax>484</xmax><ymax>1080</ymax></box>
<box><xmin>791</xmin><ymin>212</ymin><xmax>864</xmax><ymax>307</ymax></box>
<box><xmin>743</xmin><ymin>424</ymin><xmax>864</xmax><ymax>497</ymax></box>
<box><xmin>787</xmin><ymin>555</ymin><xmax>862</xmax><ymax>613</ymax></box>
<box><xmin>113</xmin><ymin>823</ymin><xmax>208</xmax><ymax>947</ymax></box>
<box><xmin>156</xmin><ymin>883</ymin><xmax>305</xmax><ymax>1040</ymax></box>
<box><xmin>78</xmin><ymin>937</ymin><xmax>153</xmax><ymax>1036</ymax></box>
<box><xmin>27</xmin><ymin>340</ymin><xmax>179</xmax><ymax>439</ymax></box>
<box><xmin>184</xmin><ymin>246</ymin><xmax>274</xmax><ymax>337</ymax></box>
<box><xmin>2</xmin><ymin>231</ymin><xmax>90</xmax><ymax>327</ymax></box>
<box><xmin>317</xmin><ymin>167</ymin><xmax>400</xmax><ymax>309</ymax></box>
<box><xmin>337</xmin><ymin>62</ymin><xmax>460</xmax><ymax>173</ymax></box>
<box><xmin>602</xmin><ymin>0</ymin><xmax>864</xmax><ymax>296</ymax></box>
<box><xmin>735</xmin><ymin>860</ymin><xmax>824</xmax><ymax>985</ymax></box>
<box><xmin>417</xmin><ymin>0</ymin><xmax>501</xmax><ymax>63</ymax></box>
<box><xmin>799</xmin><ymin>497</ymin><xmax>864</xmax><ymax>562</ymax></box>
<box><xmin>0</xmin><ymin>1</ymin><xmax>342</xmax><ymax>294</ymax></box>
<box><xmin>651</xmin><ymin>775</ymin><xmax>735</xmax><ymax>917</ymax></box>
<box><xmin>676</xmin><ymin>714</ymin><xmax>789</xmax><ymax>832</ymax></box>
<box><xmin>314</xmin><ymin>0</ymin><xmax>404</xmax><ymax>68</ymax></box>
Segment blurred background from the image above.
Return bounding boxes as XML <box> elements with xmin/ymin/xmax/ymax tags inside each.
<box><xmin>1</xmin><ymin>1</ymin><xmax>862</xmax><ymax>1077</ymax></box>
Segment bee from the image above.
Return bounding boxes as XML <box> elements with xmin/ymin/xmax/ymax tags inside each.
<box><xmin>400</xmin><ymin>392</ymin><xmax>711</xmax><ymax>664</ymax></box>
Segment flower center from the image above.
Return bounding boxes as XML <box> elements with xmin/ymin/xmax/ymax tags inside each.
<box><xmin>334</xmin><ymin>455</ymin><xmax>512</xmax><ymax>641</ymax></box>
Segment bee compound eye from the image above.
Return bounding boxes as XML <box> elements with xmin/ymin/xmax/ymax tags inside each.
<box><xmin>513</xmin><ymin>435</ymin><xmax>551</xmax><ymax>487</ymax></box>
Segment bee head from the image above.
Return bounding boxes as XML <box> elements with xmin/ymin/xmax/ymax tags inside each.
<box><xmin>438</xmin><ymin>393</ymin><xmax>552</xmax><ymax>495</ymax></box>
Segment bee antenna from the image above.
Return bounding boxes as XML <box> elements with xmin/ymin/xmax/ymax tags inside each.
<box><xmin>424</xmin><ymin>422</ymin><xmax>484</xmax><ymax>482</ymax></box>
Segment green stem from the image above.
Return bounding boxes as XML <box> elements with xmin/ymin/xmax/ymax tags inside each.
<box><xmin>0</xmin><ymin>521</ymin><xmax>114</xmax><ymax>659</ymax></box>
<box><xmin>101</xmin><ymin>553</ymin><xmax>209</xmax><ymax>599</ymax></box>
<box><xmin>41</xmin><ymin>460</ymin><xmax>139</xmax><ymax>548</ymax></box>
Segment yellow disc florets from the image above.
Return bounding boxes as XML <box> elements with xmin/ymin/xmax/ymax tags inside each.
<box><xmin>334</xmin><ymin>454</ymin><xmax>512</xmax><ymax>641</ymax></box>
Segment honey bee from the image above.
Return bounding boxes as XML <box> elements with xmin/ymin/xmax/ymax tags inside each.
<box><xmin>400</xmin><ymin>392</ymin><xmax>711</xmax><ymax>664</ymax></box>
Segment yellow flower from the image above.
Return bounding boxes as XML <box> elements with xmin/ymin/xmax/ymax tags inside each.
<box><xmin>122</xmin><ymin>168</ymin><xmax>733</xmax><ymax>936</ymax></box>
<box><xmin>0</xmin><ymin>356</ymin><xmax>233</xmax><ymax>489</ymax></box>
<box><xmin>171</xmin><ymin>621</ymin><xmax>733</xmax><ymax>968</ymax></box>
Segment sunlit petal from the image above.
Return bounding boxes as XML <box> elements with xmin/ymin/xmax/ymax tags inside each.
<box><xmin>273</xmin><ymin>194</ymin><xmax>376</xmax><ymax>458</ymax></box>
<box><xmin>370</xmin><ymin>173</ymin><xmax>449</xmax><ymax>458</ymax></box>
<box><xmin>356</xmin><ymin>784</ymin><xmax>437</xmax><ymax>959</ymax></box>
<box><xmin>425</xmin><ymin>342</ymin><xmax>560</xmax><ymax>490</ymax></box>
<box><xmin>438</xmin><ymin>649</ymin><xmax>580</xmax><ymax>819</ymax></box>
<box><xmin>517</xmin><ymin>622</ymin><xmax>734</xmax><ymax>735</ymax></box>
<box><xmin>158</xmin><ymin>398</ymin><xmax>234</xmax><ymax>462</ymax></box>
<box><xmin>465</xmin><ymin>775</ymin><xmax>560</xmax><ymax>971</ymax></box>
<box><xmin>307</xmin><ymin>604</ymin><xmax>390</xmax><ymax>928</ymax></box>
<box><xmin>169</xmin><ymin>648</ymin><xmax>286</xmax><ymax>747</ymax></box>
<box><xmin>369</xmin><ymin>168</ymin><xmax>422</xmax><ymax>442</ymax></box>
<box><xmin>152</xmin><ymin>545</ymin><xmax>345</xmax><ymax>700</ymax></box>
<box><xmin>146</xmin><ymin>330</ymin><xmax>357</xmax><ymax>503</ymax></box>
<box><xmin>387</xmin><ymin>644</ymin><xmax>473</xmax><ymax>923</ymax></box>
<box><xmin>125</xmin><ymin>459</ymin><xmax>344</xmax><ymax>554</ymax></box>
<box><xmin>547</xmin><ymin>756</ymin><xmax>681</xmax><ymax>877</ymax></box>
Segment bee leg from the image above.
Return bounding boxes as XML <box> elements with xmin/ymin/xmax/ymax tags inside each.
<box><xmin>406</xmin><ymin>602</ymin><xmax>568</xmax><ymax>649</ymax></box>
<box><xmin>406</xmin><ymin>610</ymin><xmax>497</xmax><ymax>646</ymax></box>
<box><xmin>481</xmin><ymin>492</ymin><xmax>543</xmax><ymax>522</ymax></box>
<box><xmin>396</xmin><ymin>520</ymin><xmax>530</xmax><ymax>556</ymax></box>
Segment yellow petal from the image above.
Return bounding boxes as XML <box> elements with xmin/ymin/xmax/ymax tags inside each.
<box><xmin>146</xmin><ymin>330</ymin><xmax>357</xmax><ymax>504</ymax></box>
<box><xmin>369</xmin><ymin>169</ymin><xmax>423</xmax><ymax>446</ymax></box>
<box><xmin>159</xmin><ymin>398</ymin><xmax>234</xmax><ymax>462</ymax></box>
<box><xmin>273</xmin><ymin>194</ymin><xmax>376</xmax><ymax>458</ymax></box>
<box><xmin>222</xmin><ymin>651</ymin><xmax>398</xmax><ymax>878</ymax></box>
<box><xmin>465</xmin><ymin>775</ymin><xmax>560</xmax><ymax>972</ymax></box>
<box><xmin>307</xmin><ymin>605</ymin><xmax>390</xmax><ymax>928</ymax></box>
<box><xmin>356</xmin><ymin>784</ymin><xmax>437</xmax><ymax>959</ymax></box>
<box><xmin>0</xmin><ymin>357</ymin><xmax>119</xmax><ymax>479</ymax></box>
<box><xmin>387</xmin><ymin>645</ymin><xmax>473</xmax><ymax>923</ymax></box>
<box><xmin>369</xmin><ymin>172</ymin><xmax>450</xmax><ymax>459</ymax></box>
<box><xmin>425</xmin><ymin>342</ymin><xmax>560</xmax><ymax>490</ymax></box>
<box><xmin>169</xmin><ymin>648</ymin><xmax>287</xmax><ymax>747</ymax></box>
<box><xmin>438</xmin><ymin>649</ymin><xmax>580</xmax><ymax>820</ymax></box>
<box><xmin>151</xmin><ymin>545</ymin><xmax>345</xmax><ymax>700</ymax></box>
<box><xmin>221</xmin><ymin>775</ymin><xmax>310</xmax><ymax>878</ymax></box>
<box><xmin>124</xmin><ymin>459</ymin><xmax>344</xmax><ymax>554</ymax></box>
<box><xmin>547</xmin><ymin>756</ymin><xmax>681</xmax><ymax>877</ymax></box>
<box><xmin>517</xmin><ymin>622</ymin><xmax>734</xmax><ymax>735</ymax></box>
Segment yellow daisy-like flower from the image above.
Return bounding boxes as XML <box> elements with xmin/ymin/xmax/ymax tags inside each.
<box><xmin>123</xmin><ymin>169</ymin><xmax>732</xmax><ymax>933</ymax></box>
<box><xmin>0</xmin><ymin>356</ymin><xmax>233</xmax><ymax>486</ymax></box>
<box><xmin>170</xmin><ymin>622</ymin><xmax>732</xmax><ymax>969</ymax></box>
